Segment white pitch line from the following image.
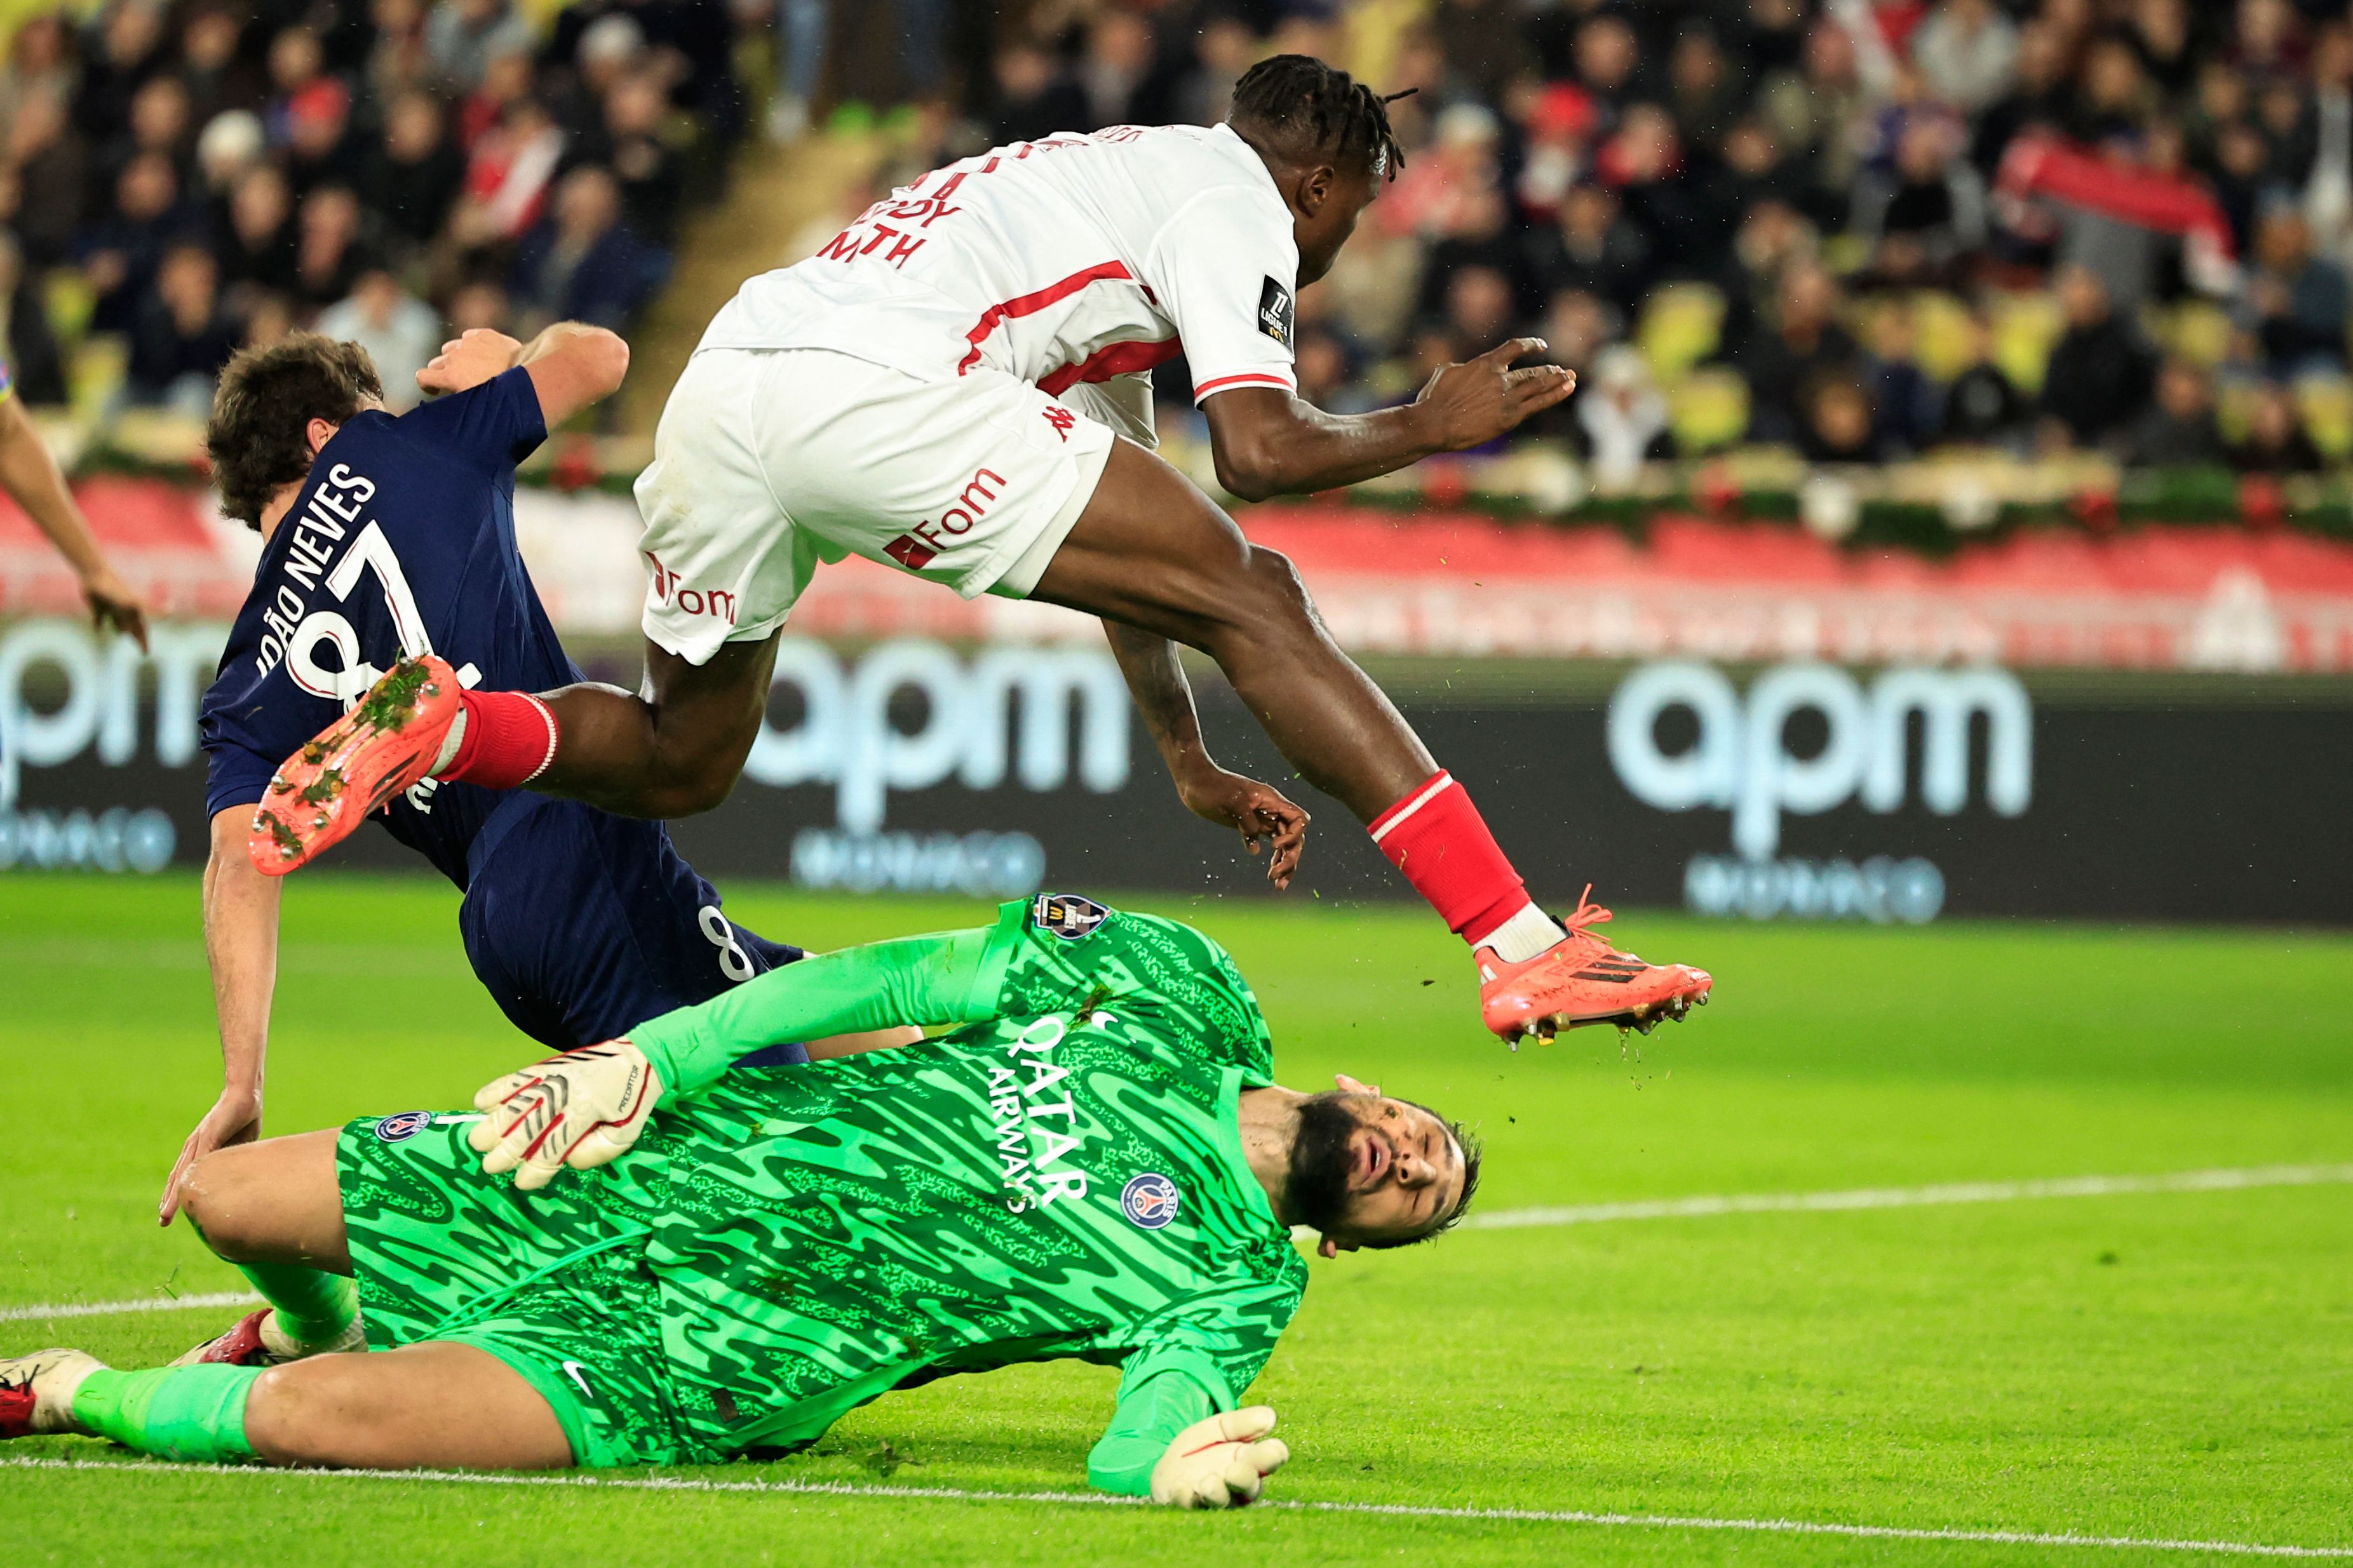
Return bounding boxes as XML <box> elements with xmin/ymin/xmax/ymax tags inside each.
<box><xmin>0</xmin><ymin>1290</ymin><xmax>260</xmax><ymax>1325</ymax></box>
<box><xmin>4</xmin><ymin>1457</ymin><xmax>2347</xmax><ymax>1559</ymax></box>
<box><xmin>8</xmin><ymin>1163</ymin><xmax>2349</xmax><ymax>1327</ymax></box>
<box><xmin>1460</xmin><ymin>1162</ymin><xmax>2353</xmax><ymax>1231</ymax></box>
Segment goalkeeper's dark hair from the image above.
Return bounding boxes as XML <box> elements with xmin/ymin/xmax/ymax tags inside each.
<box><xmin>1363</xmin><ymin>1109</ymin><xmax>1483</xmax><ymax>1250</ymax></box>
<box><xmin>207</xmin><ymin>332</ymin><xmax>384</xmax><ymax>530</ymax></box>
<box><xmin>1228</xmin><ymin>54</ymin><xmax>1411</xmax><ymax>182</ymax></box>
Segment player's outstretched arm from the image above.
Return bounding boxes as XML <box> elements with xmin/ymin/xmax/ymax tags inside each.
<box><xmin>1201</xmin><ymin>338</ymin><xmax>1575</xmax><ymax>501</ymax></box>
<box><xmin>0</xmin><ymin>392</ymin><xmax>148</xmax><ymax>648</ymax></box>
<box><xmin>466</xmin><ymin>926</ymin><xmax>1000</xmax><ymax>1187</ymax></box>
<box><xmin>1102</xmin><ymin>619</ymin><xmax>1307</xmax><ymax>888</ymax></box>
<box><xmin>416</xmin><ymin>323</ymin><xmax>630</xmax><ymax>429</ymax></box>
<box><xmin>163</xmin><ymin>808</ymin><xmax>282</xmax><ymax>1223</ymax></box>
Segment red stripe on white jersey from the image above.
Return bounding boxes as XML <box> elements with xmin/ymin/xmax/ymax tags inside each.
<box><xmin>1036</xmin><ymin>336</ymin><xmax>1182</xmax><ymax>396</ymax></box>
<box><xmin>958</xmin><ymin>262</ymin><xmax>1139</xmax><ymax>375</ymax></box>
<box><xmin>1193</xmin><ymin>372</ymin><xmax>1296</xmax><ymax>400</ymax></box>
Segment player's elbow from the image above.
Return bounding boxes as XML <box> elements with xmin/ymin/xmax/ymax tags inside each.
<box><xmin>1211</xmin><ymin>442</ymin><xmax>1285</xmax><ymax>504</ymax></box>
<box><xmin>574</xmin><ymin>328</ymin><xmax>630</xmax><ymax>399</ymax></box>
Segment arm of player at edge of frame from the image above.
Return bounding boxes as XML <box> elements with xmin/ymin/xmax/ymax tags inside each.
<box><xmin>161</xmin><ymin>807</ymin><xmax>283</xmax><ymax>1223</ymax></box>
<box><xmin>415</xmin><ymin>321</ymin><xmax>631</xmax><ymax>429</ymax></box>
<box><xmin>0</xmin><ymin>388</ymin><xmax>149</xmax><ymax>648</ymax></box>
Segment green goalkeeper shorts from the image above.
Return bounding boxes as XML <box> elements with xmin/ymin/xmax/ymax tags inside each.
<box><xmin>335</xmin><ymin>1111</ymin><xmax>737</xmax><ymax>1468</ymax></box>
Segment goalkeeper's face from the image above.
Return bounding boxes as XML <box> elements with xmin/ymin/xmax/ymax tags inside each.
<box><xmin>1284</xmin><ymin>1090</ymin><xmax>1479</xmax><ymax>1252</ymax></box>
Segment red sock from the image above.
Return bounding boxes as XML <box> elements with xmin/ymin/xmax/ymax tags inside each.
<box><xmin>1368</xmin><ymin>770</ymin><xmax>1533</xmax><ymax>945</ymax></box>
<box><xmin>441</xmin><ymin>689</ymin><xmax>560</xmax><ymax>789</ymax></box>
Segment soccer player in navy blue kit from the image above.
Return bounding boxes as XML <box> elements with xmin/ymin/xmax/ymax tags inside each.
<box><xmin>166</xmin><ymin>326</ymin><xmax>908</xmax><ymax>1337</ymax></box>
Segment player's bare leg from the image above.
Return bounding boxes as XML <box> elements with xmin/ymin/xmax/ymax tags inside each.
<box><xmin>1035</xmin><ymin>439</ymin><xmax>1711</xmax><ymax>1042</ymax></box>
<box><xmin>245</xmin><ymin>1341</ymin><xmax>573</xmax><ymax>1468</ymax></box>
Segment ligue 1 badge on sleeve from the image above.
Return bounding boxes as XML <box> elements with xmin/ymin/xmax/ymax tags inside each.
<box><xmin>1032</xmin><ymin>892</ymin><xmax>1110</xmax><ymax>941</ymax></box>
<box><xmin>1121</xmin><ymin>1171</ymin><xmax>1182</xmax><ymax>1230</ymax></box>
<box><xmin>373</xmin><ymin>1110</ymin><xmax>433</xmax><ymax>1143</ymax></box>
<box><xmin>1257</xmin><ymin>276</ymin><xmax>1295</xmax><ymax>349</ymax></box>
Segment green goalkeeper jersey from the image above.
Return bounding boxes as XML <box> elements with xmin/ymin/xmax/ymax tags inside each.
<box><xmin>610</xmin><ymin>894</ymin><xmax>1307</xmax><ymax>1484</ymax></box>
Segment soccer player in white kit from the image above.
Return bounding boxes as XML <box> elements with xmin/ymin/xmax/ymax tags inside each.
<box><xmin>252</xmin><ymin>57</ymin><xmax>1713</xmax><ymax>1043</ymax></box>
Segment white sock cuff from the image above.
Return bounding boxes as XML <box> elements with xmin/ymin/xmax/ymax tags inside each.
<box><xmin>1472</xmin><ymin>900</ymin><xmax>1564</xmax><ymax>963</ymax></box>
<box><xmin>519</xmin><ymin>694</ymin><xmax>558</xmax><ymax>784</ymax></box>
<box><xmin>430</xmin><ymin>708</ymin><xmax>469</xmax><ymax>775</ymax></box>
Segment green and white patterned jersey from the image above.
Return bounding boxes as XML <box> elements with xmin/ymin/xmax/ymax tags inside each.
<box><xmin>601</xmin><ymin>895</ymin><xmax>1307</xmax><ymax>1454</ymax></box>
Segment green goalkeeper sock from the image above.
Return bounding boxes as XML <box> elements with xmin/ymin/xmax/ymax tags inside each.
<box><xmin>235</xmin><ymin>1260</ymin><xmax>358</xmax><ymax>1348</ymax></box>
<box><xmin>71</xmin><ymin>1365</ymin><xmax>260</xmax><ymax>1463</ymax></box>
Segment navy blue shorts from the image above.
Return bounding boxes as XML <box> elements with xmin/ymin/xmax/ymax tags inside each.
<box><xmin>456</xmin><ymin>797</ymin><xmax>806</xmax><ymax>1061</ymax></box>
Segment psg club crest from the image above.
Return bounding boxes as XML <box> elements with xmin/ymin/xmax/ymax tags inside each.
<box><xmin>1032</xmin><ymin>892</ymin><xmax>1110</xmax><ymax>942</ymax></box>
<box><xmin>373</xmin><ymin>1110</ymin><xmax>432</xmax><ymax>1143</ymax></box>
<box><xmin>1121</xmin><ymin>1172</ymin><xmax>1182</xmax><ymax>1230</ymax></box>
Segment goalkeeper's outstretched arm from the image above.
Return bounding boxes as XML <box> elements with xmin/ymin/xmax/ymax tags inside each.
<box><xmin>1089</xmin><ymin>1368</ymin><xmax>1290</xmax><ymax>1507</ymax></box>
<box><xmin>466</xmin><ymin>925</ymin><xmax>1001</xmax><ymax>1187</ymax></box>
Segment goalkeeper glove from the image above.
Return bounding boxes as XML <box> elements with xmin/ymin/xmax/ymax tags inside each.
<box><xmin>468</xmin><ymin>1040</ymin><xmax>662</xmax><ymax>1191</ymax></box>
<box><xmin>1149</xmin><ymin>1406</ymin><xmax>1290</xmax><ymax>1508</ymax></box>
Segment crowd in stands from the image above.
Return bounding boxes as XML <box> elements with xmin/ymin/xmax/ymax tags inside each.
<box><xmin>956</xmin><ymin>0</ymin><xmax>2353</xmax><ymax>478</ymax></box>
<box><xmin>0</xmin><ymin>0</ymin><xmax>739</xmax><ymax>419</ymax></box>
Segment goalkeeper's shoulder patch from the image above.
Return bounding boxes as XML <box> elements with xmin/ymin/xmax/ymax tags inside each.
<box><xmin>1030</xmin><ymin>892</ymin><xmax>1112</xmax><ymax>942</ymax></box>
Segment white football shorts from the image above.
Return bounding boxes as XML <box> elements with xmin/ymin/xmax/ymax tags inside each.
<box><xmin>633</xmin><ymin>347</ymin><xmax>1117</xmax><ymax>664</ymax></box>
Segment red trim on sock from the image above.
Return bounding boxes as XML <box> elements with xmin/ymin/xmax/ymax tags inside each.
<box><xmin>1367</xmin><ymin>771</ymin><xmax>1530</xmax><ymax>941</ymax></box>
<box><xmin>443</xmin><ymin>689</ymin><xmax>559</xmax><ymax>790</ymax></box>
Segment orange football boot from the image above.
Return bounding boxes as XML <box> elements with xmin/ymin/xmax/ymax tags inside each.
<box><xmin>1477</xmin><ymin>887</ymin><xmax>1713</xmax><ymax>1047</ymax></box>
<box><xmin>246</xmin><ymin>655</ymin><xmax>461</xmax><ymax>876</ymax></box>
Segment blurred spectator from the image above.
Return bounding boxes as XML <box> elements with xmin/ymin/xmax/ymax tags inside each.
<box><xmin>453</xmin><ymin>95</ymin><xmax>565</xmax><ymax>248</ymax></box>
<box><xmin>446</xmin><ymin>276</ymin><xmax>511</xmax><ymax>335</ymax></box>
<box><xmin>1857</xmin><ymin>117</ymin><xmax>1986</xmax><ymax>285</ymax></box>
<box><xmin>1800</xmin><ymin>376</ymin><xmax>1878</xmax><ymax>463</ymax></box>
<box><xmin>283</xmin><ymin>77</ymin><xmax>358</xmax><ymax>197</ymax></box>
<box><xmin>0</xmin><ymin>15</ymin><xmax>75</xmax><ymax>143</ymax></box>
<box><xmin>987</xmin><ymin>43</ymin><xmax>1087</xmax><ymax>145</ymax></box>
<box><xmin>2039</xmin><ymin>265</ymin><xmax>2157</xmax><ymax>449</ymax></box>
<box><xmin>1576</xmin><ymin>345</ymin><xmax>1672</xmax><ymax>488</ymax></box>
<box><xmin>1939</xmin><ymin>312</ymin><xmax>2028</xmax><ymax>446</ymax></box>
<box><xmin>2237</xmin><ymin>206</ymin><xmax>2350</xmax><ymax>372</ymax></box>
<box><xmin>316</xmin><ymin>269</ymin><xmax>440</xmax><ymax>409</ymax></box>
<box><xmin>9</xmin><ymin>95</ymin><xmax>86</xmax><ymax>266</ymax></box>
<box><xmin>196</xmin><ymin>109</ymin><xmax>266</xmax><ymax>204</ymax></box>
<box><xmin>2229</xmin><ymin>382</ymin><xmax>2326</xmax><ymax>472</ymax></box>
<box><xmin>0</xmin><ymin>231</ymin><xmax>66</xmax><ymax>405</ymax></box>
<box><xmin>1436</xmin><ymin>0</ymin><xmax>1539</xmax><ymax>105</ymax></box>
<box><xmin>427</xmin><ymin>0</ymin><xmax>536</xmax><ymax>95</ymax></box>
<box><xmin>293</xmin><ymin>184</ymin><xmax>372</xmax><ymax>309</ymax></box>
<box><xmin>126</xmin><ymin>241</ymin><xmax>234</xmax><ymax>412</ymax></box>
<box><xmin>1080</xmin><ymin>10</ymin><xmax>1174</xmax><ymax>130</ymax></box>
<box><xmin>220</xmin><ymin>163</ymin><xmax>299</xmax><ymax>298</ymax></box>
<box><xmin>602</xmin><ymin>74</ymin><xmax>686</xmax><ymax>245</ymax></box>
<box><xmin>509</xmin><ymin>163</ymin><xmax>668</xmax><ymax>330</ymax></box>
<box><xmin>2126</xmin><ymin>357</ymin><xmax>2228</xmax><ymax>467</ymax></box>
<box><xmin>177</xmin><ymin>7</ymin><xmax>259</xmax><ymax>126</ymax></box>
<box><xmin>1912</xmin><ymin>0</ymin><xmax>2018</xmax><ymax>116</ymax></box>
<box><xmin>1525</xmin><ymin>182</ymin><xmax>1648</xmax><ymax>312</ymax></box>
<box><xmin>78</xmin><ymin>151</ymin><xmax>194</xmax><ymax>333</ymax></box>
<box><xmin>360</xmin><ymin>90</ymin><xmax>466</xmax><ymax>251</ymax></box>
<box><xmin>73</xmin><ymin>0</ymin><xmax>168</xmax><ymax>148</ymax></box>
<box><xmin>1738</xmin><ymin>263</ymin><xmax>1860</xmax><ymax>445</ymax></box>
<box><xmin>1865</xmin><ymin>308</ymin><xmax>1941</xmax><ymax>458</ymax></box>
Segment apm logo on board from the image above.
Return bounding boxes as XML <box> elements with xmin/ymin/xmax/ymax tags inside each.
<box><xmin>1607</xmin><ymin>662</ymin><xmax>2033</xmax><ymax>923</ymax></box>
<box><xmin>747</xmin><ymin>638</ymin><xmax>1133</xmax><ymax>898</ymax></box>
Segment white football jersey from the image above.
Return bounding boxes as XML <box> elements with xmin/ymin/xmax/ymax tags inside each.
<box><xmin>698</xmin><ymin>123</ymin><xmax>1301</xmax><ymax>419</ymax></box>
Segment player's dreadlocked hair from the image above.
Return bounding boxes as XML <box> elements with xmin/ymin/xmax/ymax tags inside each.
<box><xmin>1227</xmin><ymin>54</ymin><xmax>1412</xmax><ymax>182</ymax></box>
<box><xmin>206</xmin><ymin>333</ymin><xmax>384</xmax><ymax>530</ymax></box>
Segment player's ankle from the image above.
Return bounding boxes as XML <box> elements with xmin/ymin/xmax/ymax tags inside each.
<box><xmin>1471</xmin><ymin>902</ymin><xmax>1565</xmax><ymax>963</ymax></box>
<box><xmin>438</xmin><ymin>689</ymin><xmax>560</xmax><ymax>789</ymax></box>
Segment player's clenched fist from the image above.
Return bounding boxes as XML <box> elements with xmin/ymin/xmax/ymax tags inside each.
<box><xmin>468</xmin><ymin>1040</ymin><xmax>663</xmax><ymax>1190</ymax></box>
<box><xmin>1150</xmin><ymin>1406</ymin><xmax>1290</xmax><ymax>1508</ymax></box>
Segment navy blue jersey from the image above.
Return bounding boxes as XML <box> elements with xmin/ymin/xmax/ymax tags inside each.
<box><xmin>201</xmin><ymin>369</ymin><xmax>569</xmax><ymax>880</ymax></box>
<box><xmin>197</xmin><ymin>366</ymin><xmax>807</xmax><ymax>1055</ymax></box>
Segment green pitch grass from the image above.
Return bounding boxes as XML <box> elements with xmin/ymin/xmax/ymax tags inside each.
<box><xmin>4</xmin><ymin>873</ymin><xmax>2350</xmax><ymax>1566</ymax></box>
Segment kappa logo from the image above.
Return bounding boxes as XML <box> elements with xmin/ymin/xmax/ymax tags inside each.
<box><xmin>1032</xmin><ymin>892</ymin><xmax>1110</xmax><ymax>941</ymax></box>
<box><xmin>1121</xmin><ymin>1172</ymin><xmax>1181</xmax><ymax>1230</ymax></box>
<box><xmin>882</xmin><ymin>467</ymin><xmax>1013</xmax><ymax>572</ymax></box>
<box><xmin>373</xmin><ymin>1110</ymin><xmax>432</xmax><ymax>1143</ymax></box>
<box><xmin>1257</xmin><ymin>276</ymin><xmax>1295</xmax><ymax>349</ymax></box>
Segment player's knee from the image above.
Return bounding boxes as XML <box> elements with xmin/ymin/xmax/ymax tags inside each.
<box><xmin>177</xmin><ymin>1149</ymin><xmax>257</xmax><ymax>1256</ymax></box>
<box><xmin>1239</xmin><ymin>546</ymin><xmax>1317</xmax><ymax>628</ymax></box>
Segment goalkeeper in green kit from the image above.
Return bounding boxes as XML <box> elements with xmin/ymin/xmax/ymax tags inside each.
<box><xmin>3</xmin><ymin>895</ymin><xmax>1480</xmax><ymax>1507</ymax></box>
